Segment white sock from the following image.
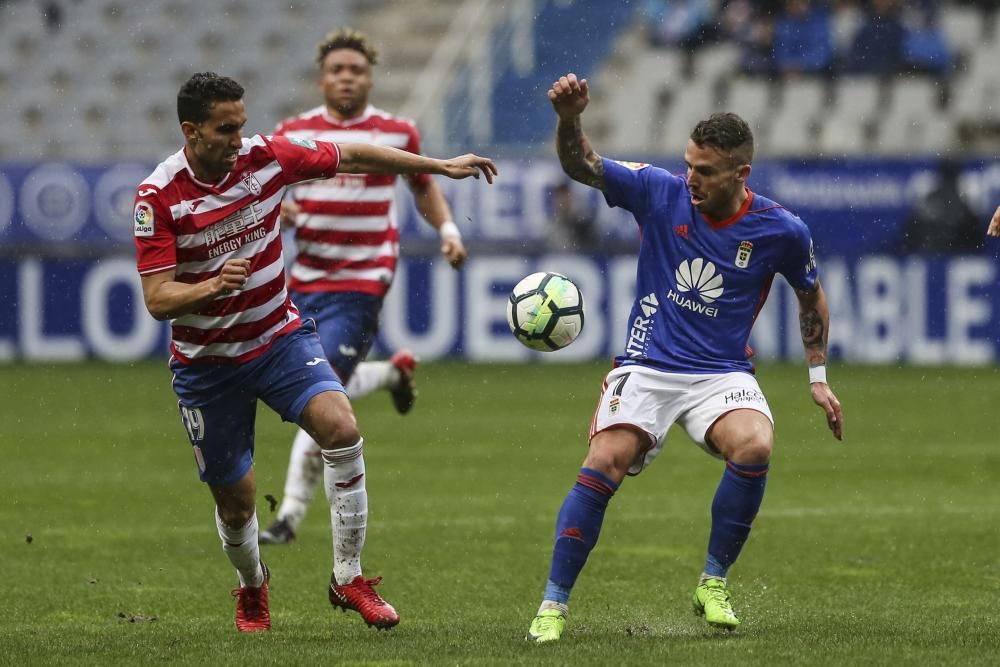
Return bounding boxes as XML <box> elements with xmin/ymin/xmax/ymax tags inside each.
<box><xmin>322</xmin><ymin>438</ymin><xmax>367</xmax><ymax>585</ymax></box>
<box><xmin>275</xmin><ymin>428</ymin><xmax>324</xmax><ymax>530</ymax></box>
<box><xmin>215</xmin><ymin>509</ymin><xmax>264</xmax><ymax>588</ymax></box>
<box><xmin>538</xmin><ymin>601</ymin><xmax>569</xmax><ymax>616</ymax></box>
<box><xmin>345</xmin><ymin>361</ymin><xmax>397</xmax><ymax>399</ymax></box>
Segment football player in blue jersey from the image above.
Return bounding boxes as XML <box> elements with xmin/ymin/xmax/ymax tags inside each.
<box><xmin>526</xmin><ymin>73</ymin><xmax>843</xmax><ymax>643</ymax></box>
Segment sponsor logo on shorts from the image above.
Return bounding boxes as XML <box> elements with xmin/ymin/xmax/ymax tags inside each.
<box><xmin>723</xmin><ymin>388</ymin><xmax>765</xmax><ymax>405</ymax></box>
<box><xmin>609</xmin><ymin>397</ymin><xmax>620</xmax><ymax>415</ymax></box>
<box><xmin>306</xmin><ymin>357</ymin><xmax>325</xmax><ymax>366</ymax></box>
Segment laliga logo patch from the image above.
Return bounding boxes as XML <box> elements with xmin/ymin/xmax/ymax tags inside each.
<box><xmin>609</xmin><ymin>397</ymin><xmax>620</xmax><ymax>415</ymax></box>
<box><xmin>133</xmin><ymin>201</ymin><xmax>154</xmax><ymax>237</ymax></box>
<box><xmin>735</xmin><ymin>240</ymin><xmax>753</xmax><ymax>268</ymax></box>
<box><xmin>614</xmin><ymin>160</ymin><xmax>650</xmax><ymax>170</ymax></box>
<box><xmin>241</xmin><ymin>171</ymin><xmax>262</xmax><ymax>196</ymax></box>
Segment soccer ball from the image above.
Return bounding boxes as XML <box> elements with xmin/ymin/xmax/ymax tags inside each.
<box><xmin>506</xmin><ymin>272</ymin><xmax>585</xmax><ymax>351</ymax></box>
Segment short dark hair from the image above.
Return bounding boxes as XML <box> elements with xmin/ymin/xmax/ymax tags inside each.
<box><xmin>690</xmin><ymin>112</ymin><xmax>754</xmax><ymax>165</ymax></box>
<box><xmin>316</xmin><ymin>27</ymin><xmax>379</xmax><ymax>67</ymax></box>
<box><xmin>177</xmin><ymin>72</ymin><xmax>244</xmax><ymax>124</ymax></box>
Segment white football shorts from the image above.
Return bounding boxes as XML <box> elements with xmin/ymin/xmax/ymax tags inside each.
<box><xmin>589</xmin><ymin>364</ymin><xmax>774</xmax><ymax>475</ymax></box>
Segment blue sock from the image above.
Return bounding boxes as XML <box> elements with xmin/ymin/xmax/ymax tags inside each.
<box><xmin>704</xmin><ymin>461</ymin><xmax>769</xmax><ymax>579</ymax></box>
<box><xmin>543</xmin><ymin>467</ymin><xmax>619</xmax><ymax>604</ymax></box>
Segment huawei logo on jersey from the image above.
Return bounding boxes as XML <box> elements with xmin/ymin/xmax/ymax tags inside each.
<box><xmin>668</xmin><ymin>258</ymin><xmax>724</xmax><ymax>318</ymax></box>
<box><xmin>675</xmin><ymin>258</ymin><xmax>725</xmax><ymax>303</ymax></box>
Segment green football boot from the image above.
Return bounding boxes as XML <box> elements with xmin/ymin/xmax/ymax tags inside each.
<box><xmin>526</xmin><ymin>609</ymin><xmax>567</xmax><ymax>643</ymax></box>
<box><xmin>692</xmin><ymin>577</ymin><xmax>741</xmax><ymax>629</ymax></box>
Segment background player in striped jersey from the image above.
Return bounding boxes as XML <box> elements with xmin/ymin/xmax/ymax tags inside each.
<box><xmin>261</xmin><ymin>28</ymin><xmax>466</xmax><ymax>546</ymax></box>
<box><xmin>525</xmin><ymin>73</ymin><xmax>843</xmax><ymax>643</ymax></box>
<box><xmin>133</xmin><ymin>72</ymin><xmax>496</xmax><ymax>633</ymax></box>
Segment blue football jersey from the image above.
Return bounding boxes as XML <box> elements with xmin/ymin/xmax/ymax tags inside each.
<box><xmin>602</xmin><ymin>157</ymin><xmax>819</xmax><ymax>374</ymax></box>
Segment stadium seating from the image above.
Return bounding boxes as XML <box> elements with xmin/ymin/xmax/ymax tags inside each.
<box><xmin>2</xmin><ymin>0</ymin><xmax>999</xmax><ymax>159</ymax></box>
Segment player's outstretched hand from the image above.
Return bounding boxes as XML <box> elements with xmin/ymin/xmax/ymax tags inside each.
<box><xmin>440</xmin><ymin>234</ymin><xmax>467</xmax><ymax>269</ymax></box>
<box><xmin>440</xmin><ymin>154</ymin><xmax>497</xmax><ymax>183</ymax></box>
<box><xmin>215</xmin><ymin>258</ymin><xmax>250</xmax><ymax>296</ymax></box>
<box><xmin>548</xmin><ymin>73</ymin><xmax>590</xmax><ymax>121</ymax></box>
<box><xmin>811</xmin><ymin>383</ymin><xmax>843</xmax><ymax>441</ymax></box>
<box><xmin>988</xmin><ymin>206</ymin><xmax>1000</xmax><ymax>237</ymax></box>
<box><xmin>279</xmin><ymin>200</ymin><xmax>301</xmax><ymax>229</ymax></box>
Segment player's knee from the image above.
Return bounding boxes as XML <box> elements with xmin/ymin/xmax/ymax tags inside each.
<box><xmin>218</xmin><ymin>504</ymin><xmax>255</xmax><ymax>530</ymax></box>
<box><xmin>313</xmin><ymin>412</ymin><xmax>361</xmax><ymax>450</ymax></box>
<box><xmin>585</xmin><ymin>429</ymin><xmax>643</xmax><ymax>479</ymax></box>
<box><xmin>732</xmin><ymin>430</ymin><xmax>772</xmax><ymax>464</ymax></box>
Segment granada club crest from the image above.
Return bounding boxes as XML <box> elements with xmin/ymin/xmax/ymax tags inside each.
<box><xmin>241</xmin><ymin>171</ymin><xmax>262</xmax><ymax>196</ymax></box>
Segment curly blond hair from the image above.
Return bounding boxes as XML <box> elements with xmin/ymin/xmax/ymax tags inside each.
<box><xmin>316</xmin><ymin>27</ymin><xmax>379</xmax><ymax>67</ymax></box>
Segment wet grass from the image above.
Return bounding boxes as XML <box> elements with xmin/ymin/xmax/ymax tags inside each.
<box><xmin>3</xmin><ymin>361</ymin><xmax>998</xmax><ymax>665</ymax></box>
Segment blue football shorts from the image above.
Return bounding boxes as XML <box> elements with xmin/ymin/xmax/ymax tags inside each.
<box><xmin>290</xmin><ymin>290</ymin><xmax>383</xmax><ymax>382</ymax></box>
<box><xmin>170</xmin><ymin>320</ymin><xmax>344</xmax><ymax>486</ymax></box>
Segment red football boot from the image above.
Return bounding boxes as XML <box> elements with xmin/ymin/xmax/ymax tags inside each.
<box><xmin>329</xmin><ymin>575</ymin><xmax>400</xmax><ymax>629</ymax></box>
<box><xmin>232</xmin><ymin>562</ymin><xmax>271</xmax><ymax>632</ymax></box>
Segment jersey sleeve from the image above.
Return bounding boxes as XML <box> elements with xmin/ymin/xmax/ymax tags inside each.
<box><xmin>777</xmin><ymin>216</ymin><xmax>819</xmax><ymax>291</ymax></box>
<box><xmin>601</xmin><ymin>158</ymin><xmax>677</xmax><ymax>223</ymax></box>
<box><xmin>265</xmin><ymin>134</ymin><xmax>341</xmax><ymax>185</ymax></box>
<box><xmin>403</xmin><ymin>122</ymin><xmax>433</xmax><ymax>189</ymax></box>
<box><xmin>133</xmin><ymin>188</ymin><xmax>177</xmax><ymax>276</ymax></box>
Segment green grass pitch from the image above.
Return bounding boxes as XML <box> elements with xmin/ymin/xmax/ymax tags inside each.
<box><xmin>3</xmin><ymin>361</ymin><xmax>998</xmax><ymax>665</ymax></box>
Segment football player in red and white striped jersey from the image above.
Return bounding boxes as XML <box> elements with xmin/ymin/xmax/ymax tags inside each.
<box><xmin>260</xmin><ymin>29</ymin><xmax>468</xmax><ymax>548</ymax></box>
<box><xmin>134</xmin><ymin>72</ymin><xmax>495</xmax><ymax>632</ymax></box>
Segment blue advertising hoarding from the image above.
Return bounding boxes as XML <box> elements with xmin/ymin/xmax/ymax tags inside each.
<box><xmin>0</xmin><ymin>158</ymin><xmax>997</xmax><ymax>363</ymax></box>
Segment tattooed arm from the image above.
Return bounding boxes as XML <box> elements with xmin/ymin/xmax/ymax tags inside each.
<box><xmin>548</xmin><ymin>73</ymin><xmax>605</xmax><ymax>190</ymax></box>
<box><xmin>795</xmin><ymin>280</ymin><xmax>844</xmax><ymax>440</ymax></box>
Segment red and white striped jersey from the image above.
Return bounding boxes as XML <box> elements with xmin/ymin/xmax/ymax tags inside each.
<box><xmin>274</xmin><ymin>104</ymin><xmax>432</xmax><ymax>297</ymax></box>
<box><xmin>133</xmin><ymin>134</ymin><xmax>341</xmax><ymax>365</ymax></box>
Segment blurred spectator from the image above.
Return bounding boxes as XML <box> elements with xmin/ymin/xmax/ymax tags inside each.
<box><xmin>831</xmin><ymin>0</ymin><xmax>863</xmax><ymax>68</ymax></box>
<box><xmin>772</xmin><ymin>0</ymin><xmax>834</xmax><ymax>77</ymax></box>
<box><xmin>640</xmin><ymin>0</ymin><xmax>719</xmax><ymax>49</ymax></box>
<box><xmin>845</xmin><ymin>0</ymin><xmax>906</xmax><ymax>75</ymax></box>
<box><xmin>903</xmin><ymin>159</ymin><xmax>981</xmax><ymax>253</ymax></box>
<box><xmin>547</xmin><ymin>182</ymin><xmax>599</xmax><ymax>252</ymax></box>
<box><xmin>901</xmin><ymin>1</ymin><xmax>952</xmax><ymax>75</ymax></box>
<box><xmin>721</xmin><ymin>0</ymin><xmax>779</xmax><ymax>76</ymax></box>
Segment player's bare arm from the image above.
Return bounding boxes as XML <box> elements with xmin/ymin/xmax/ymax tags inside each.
<box><xmin>988</xmin><ymin>205</ymin><xmax>1000</xmax><ymax>237</ymax></box>
<box><xmin>795</xmin><ymin>280</ymin><xmax>843</xmax><ymax>440</ymax></box>
<box><xmin>548</xmin><ymin>73</ymin><xmax>605</xmax><ymax>191</ymax></box>
<box><xmin>411</xmin><ymin>178</ymin><xmax>467</xmax><ymax>268</ymax></box>
<box><xmin>141</xmin><ymin>258</ymin><xmax>250</xmax><ymax>321</ymax></box>
<box><xmin>337</xmin><ymin>143</ymin><xmax>497</xmax><ymax>183</ymax></box>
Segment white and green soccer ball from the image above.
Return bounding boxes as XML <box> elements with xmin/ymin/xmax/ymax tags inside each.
<box><xmin>506</xmin><ymin>272</ymin><xmax>585</xmax><ymax>352</ymax></box>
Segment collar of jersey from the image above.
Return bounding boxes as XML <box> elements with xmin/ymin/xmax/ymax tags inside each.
<box><xmin>182</xmin><ymin>145</ymin><xmax>235</xmax><ymax>191</ymax></box>
<box><xmin>701</xmin><ymin>187</ymin><xmax>754</xmax><ymax>230</ymax></box>
<box><xmin>322</xmin><ymin>104</ymin><xmax>375</xmax><ymax>127</ymax></box>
